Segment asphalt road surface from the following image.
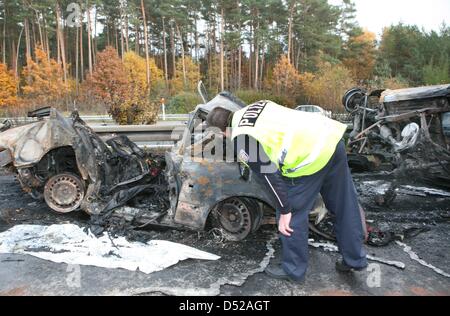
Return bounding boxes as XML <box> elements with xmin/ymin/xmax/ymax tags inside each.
<box><xmin>0</xmin><ymin>171</ymin><xmax>449</xmax><ymax>296</ymax></box>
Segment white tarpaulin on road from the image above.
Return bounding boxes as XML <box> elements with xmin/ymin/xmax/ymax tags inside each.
<box><xmin>0</xmin><ymin>224</ymin><xmax>220</xmax><ymax>274</ymax></box>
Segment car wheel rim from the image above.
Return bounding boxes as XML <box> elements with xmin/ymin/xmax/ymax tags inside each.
<box><xmin>44</xmin><ymin>173</ymin><xmax>85</xmax><ymax>213</ymax></box>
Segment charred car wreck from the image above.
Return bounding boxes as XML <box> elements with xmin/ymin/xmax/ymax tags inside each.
<box><xmin>0</xmin><ymin>107</ymin><xmax>168</xmax><ymax>228</ymax></box>
<box><xmin>0</xmin><ymin>95</ymin><xmax>285</xmax><ymax>241</ymax></box>
<box><xmin>344</xmin><ymin>84</ymin><xmax>450</xmax><ymax>189</ymax></box>
<box><xmin>2</xmin><ymin>85</ymin><xmax>447</xmax><ymax>243</ymax></box>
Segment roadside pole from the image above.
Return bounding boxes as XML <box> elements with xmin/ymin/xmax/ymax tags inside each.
<box><xmin>161</xmin><ymin>98</ymin><xmax>166</xmax><ymax>121</ymax></box>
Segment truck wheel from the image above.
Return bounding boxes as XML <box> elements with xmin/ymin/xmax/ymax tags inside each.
<box><xmin>44</xmin><ymin>173</ymin><xmax>85</xmax><ymax>214</ymax></box>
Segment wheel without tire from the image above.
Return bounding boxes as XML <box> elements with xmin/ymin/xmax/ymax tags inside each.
<box><xmin>44</xmin><ymin>173</ymin><xmax>85</xmax><ymax>213</ymax></box>
<box><xmin>213</xmin><ymin>197</ymin><xmax>255</xmax><ymax>241</ymax></box>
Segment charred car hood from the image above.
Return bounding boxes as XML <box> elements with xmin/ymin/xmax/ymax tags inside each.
<box><xmin>0</xmin><ymin>110</ymin><xmax>75</xmax><ymax>168</ymax></box>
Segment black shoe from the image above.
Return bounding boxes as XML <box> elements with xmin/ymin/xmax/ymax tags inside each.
<box><xmin>265</xmin><ymin>265</ymin><xmax>304</xmax><ymax>284</ymax></box>
<box><xmin>335</xmin><ymin>259</ymin><xmax>368</xmax><ymax>273</ymax></box>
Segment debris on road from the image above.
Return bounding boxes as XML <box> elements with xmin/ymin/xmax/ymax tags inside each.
<box><xmin>308</xmin><ymin>240</ymin><xmax>406</xmax><ymax>269</ymax></box>
<box><xmin>0</xmin><ymin>224</ymin><xmax>220</xmax><ymax>274</ymax></box>
<box><xmin>396</xmin><ymin>241</ymin><xmax>450</xmax><ymax>278</ymax></box>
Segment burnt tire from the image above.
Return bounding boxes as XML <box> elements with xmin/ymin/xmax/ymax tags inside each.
<box><xmin>211</xmin><ymin>197</ymin><xmax>260</xmax><ymax>241</ymax></box>
<box><xmin>243</xmin><ymin>198</ymin><xmax>264</xmax><ymax>233</ymax></box>
<box><xmin>44</xmin><ymin>173</ymin><xmax>85</xmax><ymax>214</ymax></box>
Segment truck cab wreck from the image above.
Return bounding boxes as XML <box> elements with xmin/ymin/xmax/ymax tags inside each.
<box><xmin>344</xmin><ymin>84</ymin><xmax>450</xmax><ymax>188</ymax></box>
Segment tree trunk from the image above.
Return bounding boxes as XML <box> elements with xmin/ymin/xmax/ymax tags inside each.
<box><xmin>76</xmin><ymin>26</ymin><xmax>79</xmax><ymax>94</ymax></box>
<box><xmin>35</xmin><ymin>10</ymin><xmax>43</xmax><ymax>48</ymax></box>
<box><xmin>80</xmin><ymin>21</ymin><xmax>84</xmax><ymax>81</ymax></box>
<box><xmin>249</xmin><ymin>24</ymin><xmax>253</xmax><ymax>88</ymax></box>
<box><xmin>43</xmin><ymin>15</ymin><xmax>50</xmax><ymax>61</ymax></box>
<box><xmin>56</xmin><ymin>6</ymin><xmax>67</xmax><ymax>83</ymax></box>
<box><xmin>12</xmin><ymin>39</ymin><xmax>17</xmax><ymax>78</ymax></box>
<box><xmin>135</xmin><ymin>24</ymin><xmax>140</xmax><ymax>54</ymax></box>
<box><xmin>194</xmin><ymin>18</ymin><xmax>199</xmax><ymax>61</ymax></box>
<box><xmin>120</xmin><ymin>14</ymin><xmax>124</xmax><ymax>59</ymax></box>
<box><xmin>254</xmin><ymin>20</ymin><xmax>259</xmax><ymax>91</ymax></box>
<box><xmin>93</xmin><ymin>8</ymin><xmax>97</xmax><ymax>65</ymax></box>
<box><xmin>107</xmin><ymin>23</ymin><xmax>110</xmax><ymax>47</ymax></box>
<box><xmin>125</xmin><ymin>13</ymin><xmax>129</xmax><ymax>52</ymax></box>
<box><xmin>14</xmin><ymin>28</ymin><xmax>24</xmax><ymax>79</ymax></box>
<box><xmin>162</xmin><ymin>17</ymin><xmax>169</xmax><ymax>88</ymax></box>
<box><xmin>220</xmin><ymin>8</ymin><xmax>225</xmax><ymax>91</ymax></box>
<box><xmin>87</xmin><ymin>6</ymin><xmax>93</xmax><ymax>76</ymax></box>
<box><xmin>260</xmin><ymin>46</ymin><xmax>265</xmax><ymax>89</ymax></box>
<box><xmin>31</xmin><ymin>18</ymin><xmax>37</xmax><ymax>51</ymax></box>
<box><xmin>170</xmin><ymin>24</ymin><xmax>176</xmax><ymax>80</ymax></box>
<box><xmin>295</xmin><ymin>43</ymin><xmax>301</xmax><ymax>70</ymax></box>
<box><xmin>141</xmin><ymin>0</ymin><xmax>151</xmax><ymax>88</ymax></box>
<box><xmin>238</xmin><ymin>46</ymin><xmax>242</xmax><ymax>90</ymax></box>
<box><xmin>2</xmin><ymin>5</ymin><xmax>6</xmax><ymax>64</ymax></box>
<box><xmin>175</xmin><ymin>22</ymin><xmax>186</xmax><ymax>87</ymax></box>
<box><xmin>237</xmin><ymin>1</ymin><xmax>242</xmax><ymax>90</ymax></box>
<box><xmin>287</xmin><ymin>2</ymin><xmax>295</xmax><ymax>64</ymax></box>
<box><xmin>24</xmin><ymin>19</ymin><xmax>31</xmax><ymax>62</ymax></box>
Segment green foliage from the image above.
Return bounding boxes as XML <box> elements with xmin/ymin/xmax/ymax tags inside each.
<box><xmin>423</xmin><ymin>55</ymin><xmax>450</xmax><ymax>85</ymax></box>
<box><xmin>379</xmin><ymin>23</ymin><xmax>450</xmax><ymax>85</ymax></box>
<box><xmin>292</xmin><ymin>0</ymin><xmax>342</xmax><ymax>72</ymax></box>
<box><xmin>235</xmin><ymin>90</ymin><xmax>295</xmax><ymax>108</ymax></box>
<box><xmin>167</xmin><ymin>92</ymin><xmax>202</xmax><ymax>114</ymax></box>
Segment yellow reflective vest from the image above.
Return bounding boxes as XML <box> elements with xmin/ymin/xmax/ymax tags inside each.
<box><xmin>231</xmin><ymin>101</ymin><xmax>347</xmax><ymax>178</ymax></box>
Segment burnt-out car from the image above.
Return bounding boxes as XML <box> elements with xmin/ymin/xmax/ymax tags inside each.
<box><xmin>164</xmin><ymin>92</ymin><xmax>279</xmax><ymax>241</ymax></box>
<box><xmin>344</xmin><ymin>84</ymin><xmax>450</xmax><ymax>188</ymax></box>
<box><xmin>0</xmin><ymin>107</ymin><xmax>163</xmax><ymax>216</ymax></box>
<box><xmin>0</xmin><ymin>92</ymin><xmax>330</xmax><ymax>241</ymax></box>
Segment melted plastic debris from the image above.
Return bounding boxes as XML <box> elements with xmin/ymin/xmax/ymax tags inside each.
<box><xmin>0</xmin><ymin>224</ymin><xmax>220</xmax><ymax>274</ymax></box>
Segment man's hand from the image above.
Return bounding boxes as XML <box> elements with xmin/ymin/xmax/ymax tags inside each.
<box><xmin>278</xmin><ymin>213</ymin><xmax>294</xmax><ymax>237</ymax></box>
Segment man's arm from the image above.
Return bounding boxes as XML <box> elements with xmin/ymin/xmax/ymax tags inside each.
<box><xmin>234</xmin><ymin>135</ymin><xmax>291</xmax><ymax>215</ymax></box>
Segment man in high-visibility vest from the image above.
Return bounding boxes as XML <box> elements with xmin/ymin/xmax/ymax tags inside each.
<box><xmin>206</xmin><ymin>101</ymin><xmax>368</xmax><ymax>283</ymax></box>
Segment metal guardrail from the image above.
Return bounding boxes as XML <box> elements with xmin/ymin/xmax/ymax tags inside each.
<box><xmin>92</xmin><ymin>124</ymin><xmax>185</xmax><ymax>143</ymax></box>
<box><xmin>0</xmin><ymin>114</ymin><xmax>190</xmax><ymax>125</ymax></box>
<box><xmin>0</xmin><ymin>115</ymin><xmax>187</xmax><ymax>145</ymax></box>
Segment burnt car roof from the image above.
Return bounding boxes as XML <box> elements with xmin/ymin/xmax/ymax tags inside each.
<box><xmin>381</xmin><ymin>84</ymin><xmax>450</xmax><ymax>103</ymax></box>
<box><xmin>196</xmin><ymin>92</ymin><xmax>246</xmax><ymax>113</ymax></box>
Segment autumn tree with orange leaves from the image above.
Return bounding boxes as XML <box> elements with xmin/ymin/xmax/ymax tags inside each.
<box><xmin>271</xmin><ymin>55</ymin><xmax>301</xmax><ymax>105</ymax></box>
<box><xmin>85</xmin><ymin>47</ymin><xmax>130</xmax><ymax>123</ymax></box>
<box><xmin>22</xmin><ymin>46</ymin><xmax>70</xmax><ymax>108</ymax></box>
<box><xmin>86</xmin><ymin>47</ymin><xmax>161</xmax><ymax>125</ymax></box>
<box><xmin>0</xmin><ymin>63</ymin><xmax>18</xmax><ymax>107</ymax></box>
<box><xmin>342</xmin><ymin>30</ymin><xmax>377</xmax><ymax>82</ymax></box>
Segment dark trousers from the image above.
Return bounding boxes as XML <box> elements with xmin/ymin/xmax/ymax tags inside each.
<box><xmin>278</xmin><ymin>140</ymin><xmax>367</xmax><ymax>281</ymax></box>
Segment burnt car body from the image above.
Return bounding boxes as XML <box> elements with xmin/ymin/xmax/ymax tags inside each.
<box><xmin>164</xmin><ymin>92</ymin><xmax>280</xmax><ymax>240</ymax></box>
<box><xmin>344</xmin><ymin>84</ymin><xmax>450</xmax><ymax>188</ymax></box>
<box><xmin>0</xmin><ymin>107</ymin><xmax>161</xmax><ymax>217</ymax></box>
<box><xmin>0</xmin><ymin>91</ymin><xmax>332</xmax><ymax>241</ymax></box>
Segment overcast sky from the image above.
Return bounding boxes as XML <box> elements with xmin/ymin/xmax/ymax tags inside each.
<box><xmin>329</xmin><ymin>0</ymin><xmax>450</xmax><ymax>36</ymax></box>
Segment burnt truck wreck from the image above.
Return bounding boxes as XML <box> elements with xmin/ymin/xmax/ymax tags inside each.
<box><xmin>344</xmin><ymin>84</ymin><xmax>450</xmax><ymax>188</ymax></box>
